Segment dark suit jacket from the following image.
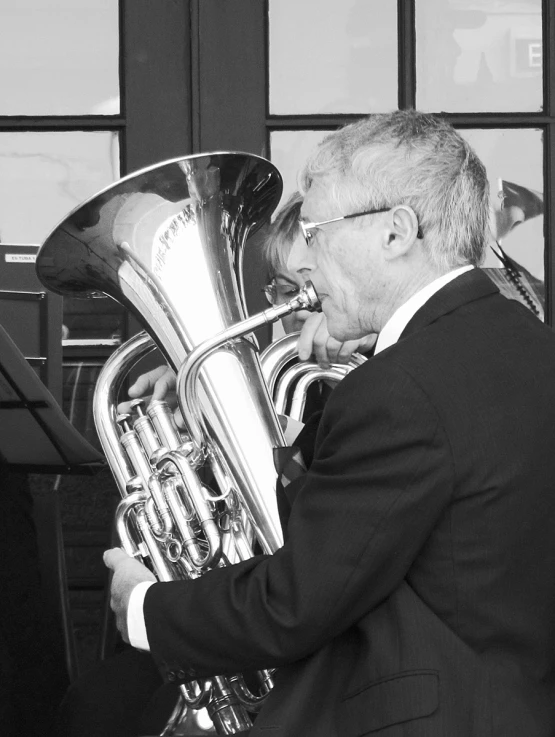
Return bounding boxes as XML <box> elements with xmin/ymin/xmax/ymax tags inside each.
<box><xmin>144</xmin><ymin>270</ymin><xmax>555</xmax><ymax>736</ymax></box>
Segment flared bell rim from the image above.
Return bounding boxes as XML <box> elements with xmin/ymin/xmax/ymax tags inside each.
<box><xmin>35</xmin><ymin>151</ymin><xmax>283</xmax><ymax>299</ymax></box>
<box><xmin>41</xmin><ymin>150</ymin><xmax>279</xmax><ymax>244</ymax></box>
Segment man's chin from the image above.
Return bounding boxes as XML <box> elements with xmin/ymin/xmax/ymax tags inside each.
<box><xmin>323</xmin><ymin>306</ymin><xmax>358</xmax><ymax>342</ymax></box>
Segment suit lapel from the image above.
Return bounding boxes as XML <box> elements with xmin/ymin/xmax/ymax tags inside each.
<box><xmin>400</xmin><ymin>268</ymin><xmax>498</xmax><ymax>342</ymax></box>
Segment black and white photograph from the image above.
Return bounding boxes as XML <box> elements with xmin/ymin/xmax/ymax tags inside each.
<box><xmin>0</xmin><ymin>2</ymin><xmax>553</xmax><ymax>736</ymax></box>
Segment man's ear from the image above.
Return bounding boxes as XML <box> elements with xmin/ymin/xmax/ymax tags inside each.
<box><xmin>383</xmin><ymin>206</ymin><xmax>420</xmax><ymax>260</ymax></box>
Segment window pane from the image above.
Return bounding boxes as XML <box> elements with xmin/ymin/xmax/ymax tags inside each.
<box><xmin>62</xmin><ymin>362</ymin><xmax>104</xmax><ymax>449</ymax></box>
<box><xmin>417</xmin><ymin>0</ymin><xmax>542</xmax><ymax>113</ymax></box>
<box><xmin>270</xmin><ymin>130</ymin><xmax>333</xmax><ymax>209</ymax></box>
<box><xmin>62</xmin><ymin>297</ymin><xmax>126</xmax><ymax>343</ymax></box>
<box><xmin>0</xmin><ymin>0</ymin><xmax>120</xmax><ymax>115</ymax></box>
<box><xmin>0</xmin><ymin>131</ymin><xmax>119</xmax><ymax>244</ymax></box>
<box><xmin>269</xmin><ymin>0</ymin><xmax>397</xmax><ymax>115</ymax></box>
<box><xmin>462</xmin><ymin>128</ymin><xmax>544</xmax><ymax>319</ymax></box>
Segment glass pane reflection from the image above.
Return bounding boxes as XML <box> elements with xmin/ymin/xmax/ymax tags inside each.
<box><xmin>0</xmin><ymin>0</ymin><xmax>120</xmax><ymax>115</ymax></box>
<box><xmin>269</xmin><ymin>0</ymin><xmax>397</xmax><ymax>114</ymax></box>
<box><xmin>416</xmin><ymin>0</ymin><xmax>542</xmax><ymax>113</ymax></box>
<box><xmin>270</xmin><ymin>130</ymin><xmax>332</xmax><ymax>210</ymax></box>
<box><xmin>0</xmin><ymin>131</ymin><xmax>119</xmax><ymax>244</ymax></box>
<box><xmin>462</xmin><ymin>128</ymin><xmax>544</xmax><ymax>319</ymax></box>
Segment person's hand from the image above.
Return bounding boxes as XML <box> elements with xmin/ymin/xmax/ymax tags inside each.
<box><xmin>117</xmin><ymin>365</ymin><xmax>184</xmax><ymax>428</ymax></box>
<box><xmin>103</xmin><ymin>547</ymin><xmax>156</xmax><ymax>643</ymax></box>
<box><xmin>296</xmin><ymin>313</ymin><xmax>376</xmax><ymax>369</ymax></box>
<box><xmin>117</xmin><ymin>365</ymin><xmax>176</xmax><ymax>412</ymax></box>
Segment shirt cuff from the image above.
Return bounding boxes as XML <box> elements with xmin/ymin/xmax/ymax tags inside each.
<box><xmin>278</xmin><ymin>414</ymin><xmax>305</xmax><ymax>445</ymax></box>
<box><xmin>127</xmin><ymin>580</ymin><xmax>155</xmax><ymax>651</ymax></box>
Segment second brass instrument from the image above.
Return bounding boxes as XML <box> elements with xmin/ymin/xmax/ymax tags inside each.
<box><xmin>261</xmin><ymin>332</ymin><xmax>367</xmax><ymax>421</ymax></box>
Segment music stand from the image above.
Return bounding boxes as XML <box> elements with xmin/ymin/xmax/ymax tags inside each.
<box><xmin>0</xmin><ymin>321</ymin><xmax>104</xmax><ymax>473</ymax></box>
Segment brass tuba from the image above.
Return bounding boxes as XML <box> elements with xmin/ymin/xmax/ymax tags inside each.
<box><xmin>35</xmin><ymin>152</ymin><xmax>319</xmax><ymax>735</ymax></box>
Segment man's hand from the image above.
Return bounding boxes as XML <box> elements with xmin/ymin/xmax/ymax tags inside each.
<box><xmin>296</xmin><ymin>313</ymin><xmax>376</xmax><ymax>369</ymax></box>
<box><xmin>117</xmin><ymin>365</ymin><xmax>184</xmax><ymax>428</ymax></box>
<box><xmin>103</xmin><ymin>547</ymin><xmax>156</xmax><ymax>643</ymax></box>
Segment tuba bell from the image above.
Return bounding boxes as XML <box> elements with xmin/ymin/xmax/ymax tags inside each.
<box><xmin>35</xmin><ymin>152</ymin><xmax>319</xmax><ymax>735</ymax></box>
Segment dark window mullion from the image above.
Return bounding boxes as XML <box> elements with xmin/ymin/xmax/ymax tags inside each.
<box><xmin>118</xmin><ymin>0</ymin><xmax>127</xmax><ymax>175</ymax></box>
<box><xmin>194</xmin><ymin>0</ymin><xmax>265</xmax><ymax>154</ymax></box>
<box><xmin>267</xmin><ymin>113</ymin><xmax>555</xmax><ymax>130</ymax></box>
<box><xmin>267</xmin><ymin>115</ymin><xmax>364</xmax><ymax>129</ymax></box>
<box><xmin>121</xmin><ymin>0</ymin><xmax>192</xmax><ymax>174</ymax></box>
<box><xmin>544</xmin><ymin>0</ymin><xmax>555</xmax><ymax>325</ymax></box>
<box><xmin>190</xmin><ymin>0</ymin><xmax>202</xmax><ymax>154</ymax></box>
<box><xmin>398</xmin><ymin>0</ymin><xmax>416</xmax><ymax>109</ymax></box>
<box><xmin>440</xmin><ymin>113</ymin><xmax>555</xmax><ymax>128</ymax></box>
<box><xmin>545</xmin><ymin>123</ymin><xmax>554</xmax><ymax>326</ymax></box>
<box><xmin>544</xmin><ymin>0</ymin><xmax>554</xmax><ymax>117</ymax></box>
<box><xmin>0</xmin><ymin>117</ymin><xmax>124</xmax><ymax>131</ymax></box>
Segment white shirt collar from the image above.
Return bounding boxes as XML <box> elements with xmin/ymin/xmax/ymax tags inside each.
<box><xmin>374</xmin><ymin>265</ymin><xmax>474</xmax><ymax>355</ymax></box>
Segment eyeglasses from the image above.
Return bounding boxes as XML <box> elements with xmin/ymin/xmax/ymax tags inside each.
<box><xmin>299</xmin><ymin>207</ymin><xmax>423</xmax><ymax>246</ymax></box>
<box><xmin>262</xmin><ymin>279</ymin><xmax>301</xmax><ymax>306</ymax></box>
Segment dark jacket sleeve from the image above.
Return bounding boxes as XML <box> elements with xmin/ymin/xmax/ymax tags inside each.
<box><xmin>143</xmin><ymin>357</ymin><xmax>454</xmax><ymax>681</ymax></box>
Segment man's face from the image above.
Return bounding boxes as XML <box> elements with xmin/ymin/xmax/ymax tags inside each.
<box><xmin>295</xmin><ymin>176</ymin><xmax>387</xmax><ymax>341</ymax></box>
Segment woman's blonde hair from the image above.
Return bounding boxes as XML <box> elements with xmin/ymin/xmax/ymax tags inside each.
<box><xmin>262</xmin><ymin>191</ymin><xmax>303</xmax><ymax>277</ymax></box>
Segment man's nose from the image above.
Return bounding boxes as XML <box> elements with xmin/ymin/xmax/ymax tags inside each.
<box><xmin>286</xmin><ymin>237</ymin><xmax>317</xmax><ymax>275</ymax></box>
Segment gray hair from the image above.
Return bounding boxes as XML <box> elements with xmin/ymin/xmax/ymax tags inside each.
<box><xmin>262</xmin><ymin>191</ymin><xmax>303</xmax><ymax>277</ymax></box>
<box><xmin>300</xmin><ymin>110</ymin><xmax>490</xmax><ymax>270</ymax></box>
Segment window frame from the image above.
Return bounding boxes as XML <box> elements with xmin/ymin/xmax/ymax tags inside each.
<box><xmin>259</xmin><ymin>0</ymin><xmax>555</xmax><ymax>326</ymax></box>
<box><xmin>0</xmin><ymin>0</ymin><xmax>194</xmax><ymax>350</ymax></box>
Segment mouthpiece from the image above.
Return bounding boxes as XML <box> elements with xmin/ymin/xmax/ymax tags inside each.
<box><xmin>295</xmin><ymin>280</ymin><xmax>321</xmax><ymax>312</ymax></box>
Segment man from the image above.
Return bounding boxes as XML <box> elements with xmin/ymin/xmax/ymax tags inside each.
<box><xmin>105</xmin><ymin>110</ymin><xmax>555</xmax><ymax>736</ymax></box>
